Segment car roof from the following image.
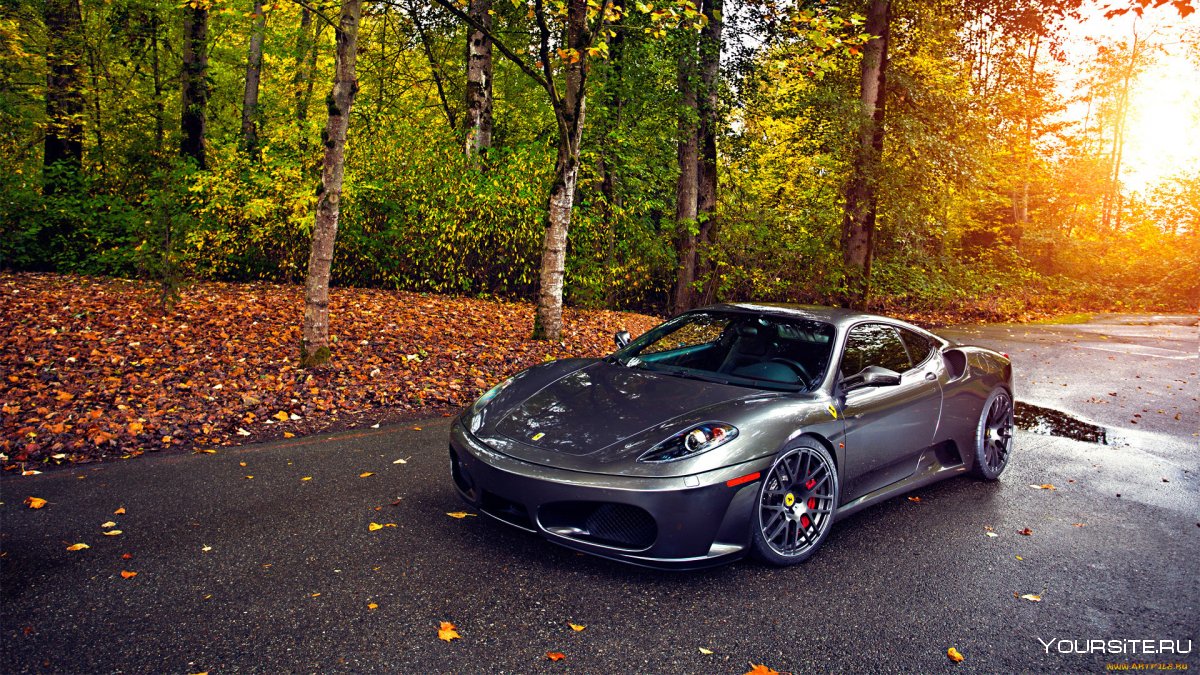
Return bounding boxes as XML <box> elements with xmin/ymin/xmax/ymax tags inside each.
<box><xmin>697</xmin><ymin>302</ymin><xmax>935</xmax><ymax>335</ymax></box>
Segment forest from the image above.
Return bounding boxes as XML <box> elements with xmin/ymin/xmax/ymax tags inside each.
<box><xmin>1</xmin><ymin>0</ymin><xmax>1197</xmax><ymax>348</ymax></box>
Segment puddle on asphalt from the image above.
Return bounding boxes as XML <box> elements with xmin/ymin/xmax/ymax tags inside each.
<box><xmin>1014</xmin><ymin>401</ymin><xmax>1109</xmax><ymax>444</ymax></box>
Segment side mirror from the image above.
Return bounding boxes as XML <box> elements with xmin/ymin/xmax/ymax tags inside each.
<box><xmin>843</xmin><ymin>365</ymin><xmax>902</xmax><ymax>391</ymax></box>
<box><xmin>614</xmin><ymin>330</ymin><xmax>631</xmax><ymax>348</ymax></box>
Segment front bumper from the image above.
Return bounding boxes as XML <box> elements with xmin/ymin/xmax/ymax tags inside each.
<box><xmin>448</xmin><ymin>419</ymin><xmax>769</xmax><ymax>570</ymax></box>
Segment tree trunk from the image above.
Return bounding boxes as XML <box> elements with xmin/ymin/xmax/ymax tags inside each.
<box><xmin>695</xmin><ymin>0</ymin><xmax>722</xmax><ymax>306</ymax></box>
<box><xmin>464</xmin><ymin>0</ymin><xmax>494</xmax><ymax>158</ymax></box>
<box><xmin>42</xmin><ymin>0</ymin><xmax>85</xmax><ymax>191</ymax></box>
<box><xmin>241</xmin><ymin>0</ymin><xmax>267</xmax><ymax>161</ymax></box>
<box><xmin>181</xmin><ymin>3</ymin><xmax>209</xmax><ymax>169</ymax></box>
<box><xmin>532</xmin><ymin>0</ymin><xmax>587</xmax><ymax>341</ymax></box>
<box><xmin>840</xmin><ymin>0</ymin><xmax>889</xmax><ymax>310</ymax></box>
<box><xmin>301</xmin><ymin>0</ymin><xmax>363</xmax><ymax>366</ymax></box>
<box><xmin>672</xmin><ymin>47</ymin><xmax>700</xmax><ymax>317</ymax></box>
<box><xmin>409</xmin><ymin>3</ymin><xmax>456</xmax><ymax>131</ymax></box>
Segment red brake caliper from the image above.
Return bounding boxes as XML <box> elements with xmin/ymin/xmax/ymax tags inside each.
<box><xmin>803</xmin><ymin>478</ymin><xmax>817</xmax><ymax>529</ymax></box>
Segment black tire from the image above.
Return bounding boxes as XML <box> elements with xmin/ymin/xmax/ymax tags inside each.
<box><xmin>750</xmin><ymin>440</ymin><xmax>839</xmax><ymax>566</ymax></box>
<box><xmin>969</xmin><ymin>387</ymin><xmax>1014</xmax><ymax>480</ymax></box>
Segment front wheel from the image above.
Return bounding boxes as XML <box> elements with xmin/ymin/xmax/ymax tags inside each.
<box><xmin>750</xmin><ymin>441</ymin><xmax>839</xmax><ymax>566</ymax></box>
<box><xmin>970</xmin><ymin>387</ymin><xmax>1014</xmax><ymax>480</ymax></box>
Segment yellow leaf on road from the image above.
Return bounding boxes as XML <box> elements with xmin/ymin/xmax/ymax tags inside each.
<box><xmin>446</xmin><ymin>512</ymin><xmax>477</xmax><ymax>519</ymax></box>
<box><xmin>103</xmin><ymin>530</ymin><xmax>122</xmax><ymax>536</ymax></box>
<box><xmin>359</xmin><ymin>472</ymin><xmax>375</xmax><ymax>478</ymax></box>
<box><xmin>699</xmin><ymin>647</ymin><xmax>714</xmax><ymax>655</ymax></box>
<box><xmin>368</xmin><ymin>522</ymin><xmax>383</xmax><ymax>531</ymax></box>
<box><xmin>283</xmin><ymin>432</ymin><xmax>295</xmax><ymax>438</ymax></box>
<box><xmin>568</xmin><ymin>623</ymin><xmax>585</xmax><ymax>632</ymax></box>
<box><xmin>947</xmin><ymin>647</ymin><xmax>965</xmax><ymax>662</ymax></box>
<box><xmin>66</xmin><ymin>543</ymin><xmax>89</xmax><ymax>551</ymax></box>
<box><xmin>301</xmin><ymin>476</ymin><xmax>312</xmax><ymax>481</ymax></box>
<box><xmin>368</xmin><ymin>603</ymin><xmax>378</xmax><ymax>610</ymax></box>
<box><xmin>1019</xmin><ymin>593</ymin><xmax>1042</xmax><ymax>602</ymax></box>
<box><xmin>101</xmin><ymin>521</ymin><xmax>117</xmax><ymax>528</ymax></box>
<box><xmin>274</xmin><ymin>411</ymin><xmax>289</xmax><ymax>421</ymax></box>
<box><xmin>24</xmin><ymin>497</ymin><xmax>47</xmax><ymax>509</ymax></box>
<box><xmin>1029</xmin><ymin>484</ymin><xmax>1056</xmax><ymax>490</ymax></box>
<box><xmin>438</xmin><ymin>621</ymin><xmax>461</xmax><ymax>641</ymax></box>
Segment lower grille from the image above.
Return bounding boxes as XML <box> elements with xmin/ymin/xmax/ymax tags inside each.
<box><xmin>540</xmin><ymin>502</ymin><xmax>657</xmax><ymax>551</ymax></box>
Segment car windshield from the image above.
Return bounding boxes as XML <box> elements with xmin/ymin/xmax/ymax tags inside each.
<box><xmin>613</xmin><ymin>311</ymin><xmax>836</xmax><ymax>392</ymax></box>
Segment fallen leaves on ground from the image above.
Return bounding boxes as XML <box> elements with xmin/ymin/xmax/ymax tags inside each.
<box><xmin>66</xmin><ymin>542</ymin><xmax>89</xmax><ymax>551</ymax></box>
<box><xmin>359</xmin><ymin>472</ymin><xmax>374</xmax><ymax>478</ymax></box>
<box><xmin>101</xmin><ymin>521</ymin><xmax>116</xmax><ymax>528</ymax></box>
<box><xmin>1017</xmin><ymin>528</ymin><xmax>1033</xmax><ymax>536</ymax></box>
<box><xmin>1030</xmin><ymin>484</ymin><xmax>1056</xmax><ymax>490</ymax></box>
<box><xmin>438</xmin><ymin>621</ymin><xmax>461</xmax><ymax>642</ymax></box>
<box><xmin>546</xmin><ymin>652</ymin><xmax>566</xmax><ymax>661</ymax></box>
<box><xmin>1017</xmin><ymin>593</ymin><xmax>1042</xmax><ymax>602</ymax></box>
<box><xmin>120</xmin><ymin>570</ymin><xmax>137</xmax><ymax>579</ymax></box>
<box><xmin>947</xmin><ymin>647</ymin><xmax>965</xmax><ymax>662</ymax></box>
<box><xmin>122</xmin><ymin>553</ymin><xmax>133</xmax><ymax>559</ymax></box>
<box><xmin>568</xmin><ymin>623</ymin><xmax>585</xmax><ymax>632</ymax></box>
<box><xmin>907</xmin><ymin>496</ymin><xmax>921</xmax><ymax>503</ymax></box>
<box><xmin>446</xmin><ymin>512</ymin><xmax>477</xmax><ymax>519</ymax></box>
<box><xmin>103</xmin><ymin>530</ymin><xmax>122</xmax><ymax>536</ymax></box>
<box><xmin>744</xmin><ymin>664</ymin><xmax>779</xmax><ymax>675</ymax></box>
<box><xmin>114</xmin><ymin>507</ymin><xmax>125</xmax><ymax>514</ymax></box>
<box><xmin>368</xmin><ymin>602</ymin><xmax>378</xmax><ymax>610</ymax></box>
<box><xmin>24</xmin><ymin>496</ymin><xmax>46</xmax><ymax>509</ymax></box>
<box><xmin>698</xmin><ymin>647</ymin><xmax>714</xmax><ymax>655</ymax></box>
<box><xmin>1072</xmin><ymin>523</ymin><xmax>1086</xmax><ymax>527</ymax></box>
<box><xmin>0</xmin><ymin>273</ymin><xmax>659</xmax><ymax>466</ymax></box>
<box><xmin>368</xmin><ymin>522</ymin><xmax>384</xmax><ymax>531</ymax></box>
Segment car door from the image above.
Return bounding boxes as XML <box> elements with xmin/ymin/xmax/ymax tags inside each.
<box><xmin>838</xmin><ymin>323</ymin><xmax>944</xmax><ymax>502</ymax></box>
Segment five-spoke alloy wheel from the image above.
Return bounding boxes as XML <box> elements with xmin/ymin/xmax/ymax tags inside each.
<box><xmin>751</xmin><ymin>441</ymin><xmax>839</xmax><ymax>566</ymax></box>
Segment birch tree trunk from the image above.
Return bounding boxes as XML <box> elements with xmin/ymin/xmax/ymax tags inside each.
<box><xmin>43</xmin><ymin>0</ymin><xmax>85</xmax><ymax>191</ymax></box>
<box><xmin>840</xmin><ymin>0</ymin><xmax>889</xmax><ymax>309</ymax></box>
<box><xmin>241</xmin><ymin>0</ymin><xmax>267</xmax><ymax>161</ymax></box>
<box><xmin>181</xmin><ymin>2</ymin><xmax>209</xmax><ymax>169</ymax></box>
<box><xmin>464</xmin><ymin>0</ymin><xmax>494</xmax><ymax>158</ymax></box>
<box><xmin>532</xmin><ymin>0</ymin><xmax>588</xmax><ymax>340</ymax></box>
<box><xmin>301</xmin><ymin>0</ymin><xmax>363</xmax><ymax>366</ymax></box>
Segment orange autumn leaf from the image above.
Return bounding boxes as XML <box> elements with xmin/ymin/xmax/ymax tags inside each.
<box><xmin>66</xmin><ymin>542</ymin><xmax>89</xmax><ymax>551</ymax></box>
<box><xmin>745</xmin><ymin>664</ymin><xmax>780</xmax><ymax>675</ymax></box>
<box><xmin>122</xmin><ymin>553</ymin><xmax>133</xmax><ymax>560</ymax></box>
<box><xmin>273</xmin><ymin>411</ymin><xmax>290</xmax><ymax>422</ymax></box>
<box><xmin>568</xmin><ymin>623</ymin><xmax>585</xmax><ymax>631</ymax></box>
<box><xmin>446</xmin><ymin>512</ymin><xmax>477</xmax><ymax>519</ymax></box>
<box><xmin>947</xmin><ymin>647</ymin><xmax>965</xmax><ymax>662</ymax></box>
<box><xmin>1029</xmin><ymin>483</ymin><xmax>1056</xmax><ymax>490</ymax></box>
<box><xmin>1017</xmin><ymin>528</ymin><xmax>1033</xmax><ymax>536</ymax></box>
<box><xmin>120</xmin><ymin>570</ymin><xmax>137</xmax><ymax>579</ymax></box>
<box><xmin>359</xmin><ymin>472</ymin><xmax>375</xmax><ymax>478</ymax></box>
<box><xmin>907</xmin><ymin>496</ymin><xmax>922</xmax><ymax>503</ymax></box>
<box><xmin>546</xmin><ymin>652</ymin><xmax>566</xmax><ymax>661</ymax></box>
<box><xmin>438</xmin><ymin>621</ymin><xmax>461</xmax><ymax>642</ymax></box>
<box><xmin>368</xmin><ymin>602</ymin><xmax>378</xmax><ymax>610</ymax></box>
<box><xmin>114</xmin><ymin>507</ymin><xmax>126</xmax><ymax>515</ymax></box>
<box><xmin>24</xmin><ymin>496</ymin><xmax>47</xmax><ymax>509</ymax></box>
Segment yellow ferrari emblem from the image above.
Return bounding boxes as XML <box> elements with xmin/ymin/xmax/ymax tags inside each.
<box><xmin>531</xmin><ymin>432</ymin><xmax>545</xmax><ymax>441</ymax></box>
<box><xmin>827</xmin><ymin>404</ymin><xmax>838</xmax><ymax>419</ymax></box>
<box><xmin>784</xmin><ymin>493</ymin><xmax>795</xmax><ymax>507</ymax></box>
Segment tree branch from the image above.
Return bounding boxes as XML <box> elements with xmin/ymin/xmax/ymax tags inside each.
<box><xmin>420</xmin><ymin>0</ymin><xmax>553</xmax><ymax>92</ymax></box>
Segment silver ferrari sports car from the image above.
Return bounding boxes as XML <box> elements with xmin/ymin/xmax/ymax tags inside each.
<box><xmin>449</xmin><ymin>304</ymin><xmax>1014</xmax><ymax>569</ymax></box>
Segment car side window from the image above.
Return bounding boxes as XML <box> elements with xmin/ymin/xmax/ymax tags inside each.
<box><xmin>841</xmin><ymin>324</ymin><xmax>912</xmax><ymax>377</ymax></box>
<box><xmin>898</xmin><ymin>328</ymin><xmax>935</xmax><ymax>366</ymax></box>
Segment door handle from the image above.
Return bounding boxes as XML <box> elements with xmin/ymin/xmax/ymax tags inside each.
<box><xmin>924</xmin><ymin>372</ymin><xmax>937</xmax><ymax>381</ymax></box>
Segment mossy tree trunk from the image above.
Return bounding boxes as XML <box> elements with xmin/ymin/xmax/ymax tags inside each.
<box><xmin>301</xmin><ymin>0</ymin><xmax>363</xmax><ymax>367</ymax></box>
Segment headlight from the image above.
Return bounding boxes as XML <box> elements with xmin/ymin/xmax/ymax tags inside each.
<box><xmin>637</xmin><ymin>423</ymin><xmax>739</xmax><ymax>463</ymax></box>
<box><xmin>471</xmin><ymin>378</ymin><xmax>513</xmax><ymax>415</ymax></box>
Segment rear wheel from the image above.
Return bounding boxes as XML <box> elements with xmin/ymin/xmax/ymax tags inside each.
<box><xmin>970</xmin><ymin>387</ymin><xmax>1014</xmax><ymax>480</ymax></box>
<box><xmin>750</xmin><ymin>441</ymin><xmax>839</xmax><ymax>566</ymax></box>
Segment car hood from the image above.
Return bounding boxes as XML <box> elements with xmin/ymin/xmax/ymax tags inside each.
<box><xmin>477</xmin><ymin>360</ymin><xmax>762</xmax><ymax>472</ymax></box>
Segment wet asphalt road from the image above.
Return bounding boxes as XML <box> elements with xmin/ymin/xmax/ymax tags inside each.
<box><xmin>2</xmin><ymin>316</ymin><xmax>1197</xmax><ymax>674</ymax></box>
